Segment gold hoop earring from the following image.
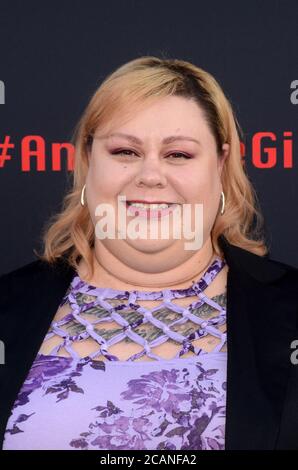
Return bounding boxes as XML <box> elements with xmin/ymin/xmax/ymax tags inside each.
<box><xmin>220</xmin><ymin>191</ymin><xmax>225</xmax><ymax>215</ymax></box>
<box><xmin>80</xmin><ymin>184</ymin><xmax>86</xmax><ymax>207</ymax></box>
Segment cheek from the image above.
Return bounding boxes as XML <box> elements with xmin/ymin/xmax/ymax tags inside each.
<box><xmin>177</xmin><ymin>161</ymin><xmax>220</xmax><ymax>202</ymax></box>
<box><xmin>88</xmin><ymin>157</ymin><xmax>128</xmax><ymax>194</ymax></box>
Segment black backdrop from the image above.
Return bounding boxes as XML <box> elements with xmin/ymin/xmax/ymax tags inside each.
<box><xmin>0</xmin><ymin>0</ymin><xmax>297</xmax><ymax>275</ymax></box>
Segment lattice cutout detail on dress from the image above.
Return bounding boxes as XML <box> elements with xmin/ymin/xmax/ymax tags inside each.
<box><xmin>45</xmin><ymin>257</ymin><xmax>227</xmax><ymax>361</ymax></box>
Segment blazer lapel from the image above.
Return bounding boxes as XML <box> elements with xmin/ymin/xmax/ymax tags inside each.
<box><xmin>218</xmin><ymin>235</ymin><xmax>296</xmax><ymax>449</ymax></box>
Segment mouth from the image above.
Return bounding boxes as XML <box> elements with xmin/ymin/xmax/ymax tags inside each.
<box><xmin>124</xmin><ymin>200</ymin><xmax>179</xmax><ymax>218</ymax></box>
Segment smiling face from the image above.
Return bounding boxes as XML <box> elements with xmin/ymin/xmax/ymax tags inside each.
<box><xmin>85</xmin><ymin>95</ymin><xmax>229</xmax><ymax>273</ymax></box>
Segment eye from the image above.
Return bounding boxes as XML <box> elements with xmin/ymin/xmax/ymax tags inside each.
<box><xmin>110</xmin><ymin>149</ymin><xmax>192</xmax><ymax>159</ymax></box>
<box><xmin>167</xmin><ymin>152</ymin><xmax>192</xmax><ymax>160</ymax></box>
<box><xmin>110</xmin><ymin>149</ymin><xmax>138</xmax><ymax>157</ymax></box>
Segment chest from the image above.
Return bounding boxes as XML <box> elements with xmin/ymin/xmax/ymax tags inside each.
<box><xmin>38</xmin><ymin>285</ymin><xmax>227</xmax><ymax>362</ymax></box>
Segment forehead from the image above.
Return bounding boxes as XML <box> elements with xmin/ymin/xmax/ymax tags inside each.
<box><xmin>94</xmin><ymin>96</ymin><xmax>211</xmax><ymax>144</ymax></box>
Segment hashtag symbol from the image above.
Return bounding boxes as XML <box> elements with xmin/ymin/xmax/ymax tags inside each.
<box><xmin>0</xmin><ymin>136</ymin><xmax>15</xmax><ymax>168</ymax></box>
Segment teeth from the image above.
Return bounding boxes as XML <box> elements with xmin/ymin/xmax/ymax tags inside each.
<box><xmin>127</xmin><ymin>202</ymin><xmax>172</xmax><ymax>209</ymax></box>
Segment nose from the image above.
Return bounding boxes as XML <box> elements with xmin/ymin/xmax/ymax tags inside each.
<box><xmin>134</xmin><ymin>157</ymin><xmax>167</xmax><ymax>188</ymax></box>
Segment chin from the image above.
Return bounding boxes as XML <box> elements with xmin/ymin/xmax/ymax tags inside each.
<box><xmin>125</xmin><ymin>237</ymin><xmax>175</xmax><ymax>254</ymax></box>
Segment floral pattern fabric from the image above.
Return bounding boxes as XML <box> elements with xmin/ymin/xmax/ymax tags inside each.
<box><xmin>3</xmin><ymin>256</ymin><xmax>227</xmax><ymax>450</ymax></box>
<box><xmin>3</xmin><ymin>352</ymin><xmax>227</xmax><ymax>450</ymax></box>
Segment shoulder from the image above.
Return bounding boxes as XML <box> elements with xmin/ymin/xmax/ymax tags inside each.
<box><xmin>0</xmin><ymin>257</ymin><xmax>74</xmax><ymax>285</ymax></box>
<box><xmin>238</xmin><ymin>253</ymin><xmax>298</xmax><ymax>315</ymax></box>
<box><xmin>0</xmin><ymin>258</ymin><xmax>76</xmax><ymax>313</ymax></box>
<box><xmin>0</xmin><ymin>260</ymin><xmax>45</xmax><ymax>300</ymax></box>
<box><xmin>0</xmin><ymin>259</ymin><xmax>57</xmax><ymax>294</ymax></box>
<box><xmin>0</xmin><ymin>261</ymin><xmax>42</xmax><ymax>311</ymax></box>
<box><xmin>219</xmin><ymin>236</ymin><xmax>298</xmax><ymax>288</ymax></box>
<box><xmin>246</xmin><ymin>254</ymin><xmax>298</xmax><ymax>296</ymax></box>
<box><xmin>264</xmin><ymin>255</ymin><xmax>298</xmax><ymax>275</ymax></box>
<box><xmin>259</xmin><ymin>255</ymin><xmax>298</xmax><ymax>288</ymax></box>
<box><xmin>0</xmin><ymin>259</ymin><xmax>47</xmax><ymax>282</ymax></box>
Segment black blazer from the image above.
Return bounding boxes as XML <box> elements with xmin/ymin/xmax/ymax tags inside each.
<box><xmin>0</xmin><ymin>234</ymin><xmax>298</xmax><ymax>450</ymax></box>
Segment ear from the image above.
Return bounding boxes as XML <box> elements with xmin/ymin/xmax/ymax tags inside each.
<box><xmin>218</xmin><ymin>143</ymin><xmax>229</xmax><ymax>175</ymax></box>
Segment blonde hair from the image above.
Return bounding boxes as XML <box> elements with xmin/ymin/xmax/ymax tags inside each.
<box><xmin>35</xmin><ymin>55</ymin><xmax>268</xmax><ymax>280</ymax></box>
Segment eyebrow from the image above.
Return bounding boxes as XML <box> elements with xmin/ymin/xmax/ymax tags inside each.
<box><xmin>95</xmin><ymin>132</ymin><xmax>201</xmax><ymax>146</ymax></box>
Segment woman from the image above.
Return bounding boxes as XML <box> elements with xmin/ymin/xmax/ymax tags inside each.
<box><xmin>0</xmin><ymin>56</ymin><xmax>298</xmax><ymax>451</ymax></box>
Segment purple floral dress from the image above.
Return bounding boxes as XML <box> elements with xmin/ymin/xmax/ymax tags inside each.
<box><xmin>3</xmin><ymin>257</ymin><xmax>227</xmax><ymax>450</ymax></box>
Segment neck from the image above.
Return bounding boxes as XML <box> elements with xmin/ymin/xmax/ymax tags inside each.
<box><xmin>78</xmin><ymin>238</ymin><xmax>218</xmax><ymax>291</ymax></box>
